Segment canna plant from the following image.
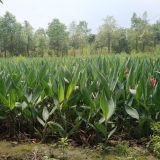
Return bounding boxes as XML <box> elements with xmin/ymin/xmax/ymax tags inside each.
<box><xmin>94</xmin><ymin>90</ymin><xmax>117</xmax><ymax>147</ymax></box>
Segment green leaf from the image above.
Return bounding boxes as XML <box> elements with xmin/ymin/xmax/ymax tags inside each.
<box><xmin>39</xmin><ymin>63</ymin><xmax>47</xmax><ymax>81</ymax></box>
<box><xmin>8</xmin><ymin>90</ymin><xmax>15</xmax><ymax>110</ymax></box>
<box><xmin>0</xmin><ymin>93</ymin><xmax>8</xmax><ymax>106</ymax></box>
<box><xmin>94</xmin><ymin>122</ymin><xmax>107</xmax><ymax>137</ymax></box>
<box><xmin>34</xmin><ymin>127</ymin><xmax>42</xmax><ymax>139</ymax></box>
<box><xmin>0</xmin><ymin>78</ymin><xmax>7</xmax><ymax>96</ymax></box>
<box><xmin>108</xmin><ymin>126</ymin><xmax>117</xmax><ymax>139</ymax></box>
<box><xmin>153</xmin><ymin>82</ymin><xmax>160</xmax><ymax>110</ymax></box>
<box><xmin>100</xmin><ymin>91</ymin><xmax>109</xmax><ymax>126</ymax></box>
<box><xmin>82</xmin><ymin>88</ymin><xmax>96</xmax><ymax>120</ymax></box>
<box><xmin>28</xmin><ymin>69</ymin><xmax>35</xmax><ymax>85</ymax></box>
<box><xmin>68</xmin><ymin>121</ymin><xmax>82</xmax><ymax>137</ymax></box>
<box><xmin>42</xmin><ymin>106</ymin><xmax>49</xmax><ymax>122</ymax></box>
<box><xmin>125</xmin><ymin>105</ymin><xmax>139</xmax><ymax>120</ymax></box>
<box><xmin>23</xmin><ymin>108</ymin><xmax>32</xmax><ymax>121</ymax></box>
<box><xmin>136</xmin><ymin>77</ymin><xmax>143</xmax><ymax>101</ymax></box>
<box><xmin>107</xmin><ymin>97</ymin><xmax>116</xmax><ymax>120</ymax></box>
<box><xmin>42</xmin><ymin>81</ymin><xmax>53</xmax><ymax>98</ymax></box>
<box><xmin>31</xmin><ymin>84</ymin><xmax>42</xmax><ymax>104</ymax></box>
<box><xmin>59</xmin><ymin>79</ymin><xmax>64</xmax><ymax>103</ymax></box>
<box><xmin>37</xmin><ymin>116</ymin><xmax>45</xmax><ymax>127</ymax></box>
<box><xmin>66</xmin><ymin>66</ymin><xmax>79</xmax><ymax>100</ymax></box>
<box><xmin>139</xmin><ymin>118</ymin><xmax>147</xmax><ymax>126</ymax></box>
<box><xmin>0</xmin><ymin>116</ymin><xmax>7</xmax><ymax>119</ymax></box>
<box><xmin>49</xmin><ymin>105</ymin><xmax>59</xmax><ymax>116</ymax></box>
<box><xmin>97</xmin><ymin>70</ymin><xmax>110</xmax><ymax>99</ymax></box>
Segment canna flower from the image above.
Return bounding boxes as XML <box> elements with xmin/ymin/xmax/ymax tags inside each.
<box><xmin>125</xmin><ymin>68</ymin><xmax>129</xmax><ymax>73</ymax></box>
<box><xmin>151</xmin><ymin>78</ymin><xmax>156</xmax><ymax>84</ymax></box>
<box><xmin>149</xmin><ymin>77</ymin><xmax>156</xmax><ymax>87</ymax></box>
<box><xmin>153</xmin><ymin>61</ymin><xmax>155</xmax><ymax>66</ymax></box>
<box><xmin>126</xmin><ymin>74</ymin><xmax>129</xmax><ymax>77</ymax></box>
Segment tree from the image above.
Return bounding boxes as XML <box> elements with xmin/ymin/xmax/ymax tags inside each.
<box><xmin>68</xmin><ymin>21</ymin><xmax>80</xmax><ymax>56</ymax></box>
<box><xmin>35</xmin><ymin>28</ymin><xmax>47</xmax><ymax>57</ymax></box>
<box><xmin>0</xmin><ymin>11</ymin><xmax>17</xmax><ymax>57</ymax></box>
<box><xmin>78</xmin><ymin>21</ymin><xmax>91</xmax><ymax>53</ymax></box>
<box><xmin>98</xmin><ymin>16</ymin><xmax>117</xmax><ymax>53</ymax></box>
<box><xmin>112</xmin><ymin>28</ymin><xmax>130</xmax><ymax>53</ymax></box>
<box><xmin>47</xmin><ymin>19</ymin><xmax>68</xmax><ymax>57</ymax></box>
<box><xmin>130</xmin><ymin>12</ymin><xmax>142</xmax><ymax>53</ymax></box>
<box><xmin>23</xmin><ymin>20</ymin><xmax>34</xmax><ymax>57</ymax></box>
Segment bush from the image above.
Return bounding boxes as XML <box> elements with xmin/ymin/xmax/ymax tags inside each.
<box><xmin>147</xmin><ymin>122</ymin><xmax>160</xmax><ymax>158</ymax></box>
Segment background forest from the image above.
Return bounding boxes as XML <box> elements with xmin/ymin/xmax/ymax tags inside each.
<box><xmin>0</xmin><ymin>11</ymin><xmax>160</xmax><ymax>58</ymax></box>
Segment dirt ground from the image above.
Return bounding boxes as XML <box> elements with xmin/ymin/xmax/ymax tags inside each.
<box><xmin>0</xmin><ymin>141</ymin><xmax>156</xmax><ymax>160</ymax></box>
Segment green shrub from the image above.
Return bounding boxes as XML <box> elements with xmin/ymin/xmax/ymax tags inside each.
<box><xmin>147</xmin><ymin>122</ymin><xmax>160</xmax><ymax>158</ymax></box>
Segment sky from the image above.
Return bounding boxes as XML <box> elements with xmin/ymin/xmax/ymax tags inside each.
<box><xmin>0</xmin><ymin>0</ymin><xmax>160</xmax><ymax>34</ymax></box>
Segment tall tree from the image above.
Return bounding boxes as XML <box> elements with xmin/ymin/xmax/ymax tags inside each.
<box><xmin>78</xmin><ymin>21</ymin><xmax>91</xmax><ymax>53</ymax></box>
<box><xmin>98</xmin><ymin>16</ymin><xmax>117</xmax><ymax>53</ymax></box>
<box><xmin>0</xmin><ymin>11</ymin><xmax>17</xmax><ymax>57</ymax></box>
<box><xmin>130</xmin><ymin>12</ymin><xmax>141</xmax><ymax>53</ymax></box>
<box><xmin>23</xmin><ymin>20</ymin><xmax>34</xmax><ymax>57</ymax></box>
<box><xmin>68</xmin><ymin>21</ymin><xmax>80</xmax><ymax>56</ymax></box>
<box><xmin>35</xmin><ymin>28</ymin><xmax>46</xmax><ymax>57</ymax></box>
<box><xmin>47</xmin><ymin>19</ymin><xmax>68</xmax><ymax>57</ymax></box>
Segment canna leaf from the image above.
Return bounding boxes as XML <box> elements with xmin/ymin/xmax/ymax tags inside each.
<box><xmin>94</xmin><ymin>122</ymin><xmax>107</xmax><ymax>137</ymax></box>
<box><xmin>100</xmin><ymin>90</ymin><xmax>109</xmax><ymax>126</ymax></box>
<box><xmin>68</xmin><ymin>121</ymin><xmax>82</xmax><ymax>137</ymax></box>
<box><xmin>28</xmin><ymin>69</ymin><xmax>35</xmax><ymax>85</ymax></box>
<box><xmin>125</xmin><ymin>105</ymin><xmax>139</xmax><ymax>120</ymax></box>
<box><xmin>42</xmin><ymin>106</ymin><xmax>49</xmax><ymax>122</ymax></box>
<box><xmin>59</xmin><ymin>79</ymin><xmax>64</xmax><ymax>103</ymax></box>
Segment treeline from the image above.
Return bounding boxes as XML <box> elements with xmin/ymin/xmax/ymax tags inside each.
<box><xmin>0</xmin><ymin>11</ymin><xmax>160</xmax><ymax>57</ymax></box>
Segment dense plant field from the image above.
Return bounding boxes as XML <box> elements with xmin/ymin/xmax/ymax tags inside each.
<box><xmin>0</xmin><ymin>55</ymin><xmax>160</xmax><ymax>146</ymax></box>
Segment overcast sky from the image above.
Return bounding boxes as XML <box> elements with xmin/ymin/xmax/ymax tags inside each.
<box><xmin>0</xmin><ymin>0</ymin><xmax>160</xmax><ymax>34</ymax></box>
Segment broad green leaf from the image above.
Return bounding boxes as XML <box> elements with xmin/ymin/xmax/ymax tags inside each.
<box><xmin>8</xmin><ymin>90</ymin><xmax>15</xmax><ymax>110</ymax></box>
<box><xmin>42</xmin><ymin>106</ymin><xmax>49</xmax><ymax>122</ymax></box>
<box><xmin>107</xmin><ymin>97</ymin><xmax>116</xmax><ymax>120</ymax></box>
<box><xmin>0</xmin><ymin>78</ymin><xmax>7</xmax><ymax>96</ymax></box>
<box><xmin>97</xmin><ymin>69</ymin><xmax>110</xmax><ymax>99</ymax></box>
<box><xmin>100</xmin><ymin>91</ymin><xmax>109</xmax><ymax>126</ymax></box>
<box><xmin>94</xmin><ymin>122</ymin><xmax>107</xmax><ymax>137</ymax></box>
<box><xmin>59</xmin><ymin>79</ymin><xmax>64</xmax><ymax>103</ymax></box>
<box><xmin>136</xmin><ymin>77</ymin><xmax>143</xmax><ymax>101</ymax></box>
<box><xmin>66</xmin><ymin>66</ymin><xmax>79</xmax><ymax>100</ymax></box>
<box><xmin>82</xmin><ymin>88</ymin><xmax>96</xmax><ymax>120</ymax></box>
<box><xmin>24</xmin><ymin>108</ymin><xmax>32</xmax><ymax>120</ymax></box>
<box><xmin>28</xmin><ymin>69</ymin><xmax>35</xmax><ymax>85</ymax></box>
<box><xmin>125</xmin><ymin>105</ymin><xmax>139</xmax><ymax>120</ymax></box>
<box><xmin>153</xmin><ymin>82</ymin><xmax>160</xmax><ymax>110</ymax></box>
<box><xmin>108</xmin><ymin>126</ymin><xmax>117</xmax><ymax>139</ymax></box>
<box><xmin>31</xmin><ymin>84</ymin><xmax>42</xmax><ymax>104</ymax></box>
<box><xmin>0</xmin><ymin>93</ymin><xmax>8</xmax><ymax>106</ymax></box>
<box><xmin>37</xmin><ymin>116</ymin><xmax>45</xmax><ymax>127</ymax></box>
<box><xmin>42</xmin><ymin>81</ymin><xmax>53</xmax><ymax>98</ymax></box>
<box><xmin>39</xmin><ymin>63</ymin><xmax>47</xmax><ymax>81</ymax></box>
